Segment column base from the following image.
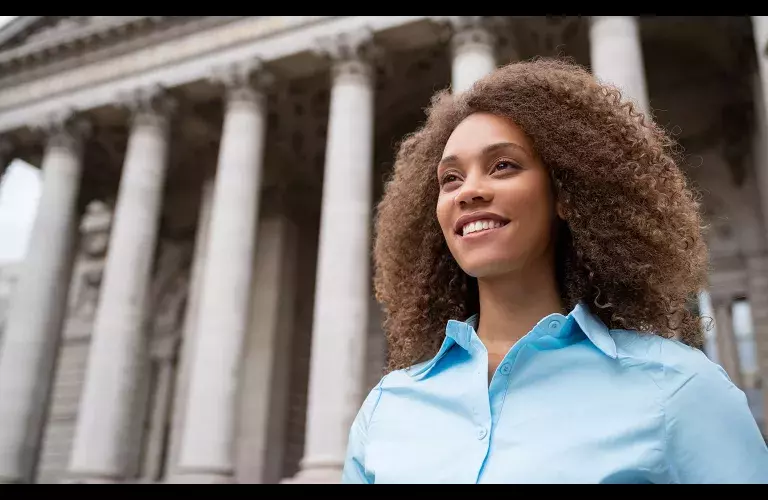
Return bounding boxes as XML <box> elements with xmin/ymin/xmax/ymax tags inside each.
<box><xmin>166</xmin><ymin>471</ymin><xmax>236</xmax><ymax>484</ymax></box>
<box><xmin>61</xmin><ymin>477</ymin><xmax>121</xmax><ymax>484</ymax></box>
<box><xmin>282</xmin><ymin>466</ymin><xmax>342</xmax><ymax>484</ymax></box>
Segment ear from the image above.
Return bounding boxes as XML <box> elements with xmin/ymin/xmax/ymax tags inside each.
<box><xmin>555</xmin><ymin>201</ymin><xmax>566</xmax><ymax>220</ymax></box>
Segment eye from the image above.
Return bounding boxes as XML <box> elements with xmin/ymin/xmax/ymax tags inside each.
<box><xmin>440</xmin><ymin>172</ymin><xmax>461</xmax><ymax>187</ymax></box>
<box><xmin>491</xmin><ymin>160</ymin><xmax>519</xmax><ymax>173</ymax></box>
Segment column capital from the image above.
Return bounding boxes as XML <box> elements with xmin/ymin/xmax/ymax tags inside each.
<box><xmin>431</xmin><ymin>16</ymin><xmax>504</xmax><ymax>51</ymax></box>
<box><xmin>314</xmin><ymin>28</ymin><xmax>380</xmax><ymax>85</ymax></box>
<box><xmin>314</xmin><ymin>27</ymin><xmax>378</xmax><ymax>62</ymax></box>
<box><xmin>437</xmin><ymin>15</ymin><xmax>507</xmax><ymax>31</ymax></box>
<box><xmin>32</xmin><ymin>110</ymin><xmax>91</xmax><ymax>156</ymax></box>
<box><xmin>117</xmin><ymin>85</ymin><xmax>177</xmax><ymax>129</ymax></box>
<box><xmin>209</xmin><ymin>58</ymin><xmax>273</xmax><ymax>107</ymax></box>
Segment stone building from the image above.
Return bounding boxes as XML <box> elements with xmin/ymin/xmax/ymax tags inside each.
<box><xmin>0</xmin><ymin>15</ymin><xmax>766</xmax><ymax>484</ymax></box>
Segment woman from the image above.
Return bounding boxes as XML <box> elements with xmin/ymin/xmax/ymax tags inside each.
<box><xmin>342</xmin><ymin>59</ymin><xmax>768</xmax><ymax>484</ymax></box>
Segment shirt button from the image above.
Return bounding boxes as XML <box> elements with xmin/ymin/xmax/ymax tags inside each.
<box><xmin>477</xmin><ymin>427</ymin><xmax>488</xmax><ymax>440</ymax></box>
<box><xmin>548</xmin><ymin>320</ymin><xmax>561</xmax><ymax>330</ymax></box>
<box><xmin>500</xmin><ymin>363</ymin><xmax>512</xmax><ymax>375</ymax></box>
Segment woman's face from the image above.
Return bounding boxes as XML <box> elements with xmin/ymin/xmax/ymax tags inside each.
<box><xmin>436</xmin><ymin>112</ymin><xmax>558</xmax><ymax>278</ymax></box>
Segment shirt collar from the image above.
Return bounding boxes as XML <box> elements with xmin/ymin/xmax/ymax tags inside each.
<box><xmin>403</xmin><ymin>316</ymin><xmax>478</xmax><ymax>378</ymax></box>
<box><xmin>407</xmin><ymin>301</ymin><xmax>617</xmax><ymax>379</ymax></box>
<box><xmin>570</xmin><ymin>301</ymin><xmax>618</xmax><ymax>359</ymax></box>
<box><xmin>446</xmin><ymin>314</ymin><xmax>478</xmax><ymax>351</ymax></box>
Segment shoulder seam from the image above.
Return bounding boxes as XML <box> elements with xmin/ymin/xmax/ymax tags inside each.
<box><xmin>634</xmin><ymin>355</ymin><xmax>675</xmax><ymax>483</ymax></box>
<box><xmin>657</xmin><ymin>364</ymin><xmax>675</xmax><ymax>483</ymax></box>
<box><xmin>366</xmin><ymin>372</ymin><xmax>388</xmax><ymax>428</ymax></box>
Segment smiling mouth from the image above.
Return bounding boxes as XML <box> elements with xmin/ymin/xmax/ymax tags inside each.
<box><xmin>459</xmin><ymin>219</ymin><xmax>509</xmax><ymax>237</ymax></box>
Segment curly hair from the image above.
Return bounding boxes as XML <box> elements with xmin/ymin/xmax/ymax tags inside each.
<box><xmin>374</xmin><ymin>58</ymin><xmax>709</xmax><ymax>372</ymax></box>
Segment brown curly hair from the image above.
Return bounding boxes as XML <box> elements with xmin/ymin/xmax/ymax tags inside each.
<box><xmin>374</xmin><ymin>58</ymin><xmax>709</xmax><ymax>372</ymax></box>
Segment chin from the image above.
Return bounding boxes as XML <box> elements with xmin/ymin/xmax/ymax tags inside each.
<box><xmin>458</xmin><ymin>256</ymin><xmax>518</xmax><ymax>279</ymax></box>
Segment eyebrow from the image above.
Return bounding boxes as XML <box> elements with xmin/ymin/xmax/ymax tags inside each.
<box><xmin>439</xmin><ymin>141</ymin><xmax>529</xmax><ymax>167</ymax></box>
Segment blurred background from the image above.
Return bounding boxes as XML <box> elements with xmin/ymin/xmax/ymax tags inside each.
<box><xmin>0</xmin><ymin>15</ymin><xmax>766</xmax><ymax>484</ymax></box>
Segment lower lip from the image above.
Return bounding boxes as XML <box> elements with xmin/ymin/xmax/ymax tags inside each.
<box><xmin>459</xmin><ymin>224</ymin><xmax>508</xmax><ymax>240</ymax></box>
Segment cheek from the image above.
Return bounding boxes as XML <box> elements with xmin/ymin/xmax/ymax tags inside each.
<box><xmin>503</xmin><ymin>177</ymin><xmax>554</xmax><ymax>233</ymax></box>
<box><xmin>435</xmin><ymin>196</ymin><xmax>454</xmax><ymax>236</ymax></box>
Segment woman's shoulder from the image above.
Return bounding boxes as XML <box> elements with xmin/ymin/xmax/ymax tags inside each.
<box><xmin>609</xmin><ymin>328</ymin><xmax>736</xmax><ymax>396</ymax></box>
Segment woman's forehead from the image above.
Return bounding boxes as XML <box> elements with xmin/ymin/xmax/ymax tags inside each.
<box><xmin>442</xmin><ymin>113</ymin><xmax>534</xmax><ymax>159</ymax></box>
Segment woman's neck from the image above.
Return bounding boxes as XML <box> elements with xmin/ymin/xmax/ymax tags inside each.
<box><xmin>475</xmin><ymin>262</ymin><xmax>563</xmax><ymax>355</ymax></box>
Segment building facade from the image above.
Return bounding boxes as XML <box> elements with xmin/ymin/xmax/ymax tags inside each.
<box><xmin>0</xmin><ymin>15</ymin><xmax>766</xmax><ymax>484</ymax></box>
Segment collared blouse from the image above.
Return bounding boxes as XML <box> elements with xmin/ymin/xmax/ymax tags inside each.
<box><xmin>342</xmin><ymin>303</ymin><xmax>768</xmax><ymax>483</ymax></box>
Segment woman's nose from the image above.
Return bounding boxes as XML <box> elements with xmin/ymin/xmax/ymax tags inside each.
<box><xmin>454</xmin><ymin>178</ymin><xmax>493</xmax><ymax>206</ymax></box>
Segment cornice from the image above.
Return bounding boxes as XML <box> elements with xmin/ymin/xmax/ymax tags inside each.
<box><xmin>0</xmin><ymin>17</ymin><xmax>244</xmax><ymax>86</ymax></box>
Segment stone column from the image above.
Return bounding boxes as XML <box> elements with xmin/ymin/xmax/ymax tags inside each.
<box><xmin>164</xmin><ymin>178</ymin><xmax>214</xmax><ymax>477</ymax></box>
<box><xmin>173</xmin><ymin>60</ymin><xmax>270</xmax><ymax>484</ymax></box>
<box><xmin>746</xmin><ymin>254</ymin><xmax>768</xmax><ymax>427</ymax></box>
<box><xmin>67</xmin><ymin>87</ymin><xmax>175</xmax><ymax>483</ymax></box>
<box><xmin>752</xmin><ymin>17</ymin><xmax>768</xmax><ymax>239</ymax></box>
<box><xmin>711</xmin><ymin>297</ymin><xmax>744</xmax><ymax>388</ymax></box>
<box><xmin>753</xmin><ymin>18</ymin><xmax>768</xmax><ymax>96</ymax></box>
<box><xmin>589</xmin><ymin>16</ymin><xmax>650</xmax><ymax>116</ymax></box>
<box><xmin>444</xmin><ymin>16</ymin><xmax>497</xmax><ymax>94</ymax></box>
<box><xmin>0</xmin><ymin>114</ymin><xmax>88</xmax><ymax>484</ymax></box>
<box><xmin>236</xmin><ymin>211</ymin><xmax>299</xmax><ymax>484</ymax></box>
<box><xmin>750</xmin><ymin>18</ymin><xmax>768</xmax><ymax>427</ymax></box>
<box><xmin>288</xmin><ymin>30</ymin><xmax>376</xmax><ymax>484</ymax></box>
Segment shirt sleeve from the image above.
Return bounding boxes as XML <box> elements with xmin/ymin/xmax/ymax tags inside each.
<box><xmin>341</xmin><ymin>381</ymin><xmax>383</xmax><ymax>484</ymax></box>
<box><xmin>663</xmin><ymin>361</ymin><xmax>768</xmax><ymax>484</ymax></box>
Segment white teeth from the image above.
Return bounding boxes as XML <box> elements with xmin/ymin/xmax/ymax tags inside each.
<box><xmin>461</xmin><ymin>219</ymin><xmax>505</xmax><ymax>236</ymax></box>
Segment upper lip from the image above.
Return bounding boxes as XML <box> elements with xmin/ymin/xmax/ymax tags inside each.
<box><xmin>454</xmin><ymin>211</ymin><xmax>510</xmax><ymax>234</ymax></box>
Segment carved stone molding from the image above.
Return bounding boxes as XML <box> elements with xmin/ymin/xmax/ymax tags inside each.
<box><xmin>32</xmin><ymin>109</ymin><xmax>91</xmax><ymax>156</ymax></box>
<box><xmin>117</xmin><ymin>85</ymin><xmax>177</xmax><ymax>131</ymax></box>
<box><xmin>0</xmin><ymin>17</ymin><xmax>207</xmax><ymax>73</ymax></box>
<box><xmin>209</xmin><ymin>58</ymin><xmax>274</xmax><ymax>107</ymax></box>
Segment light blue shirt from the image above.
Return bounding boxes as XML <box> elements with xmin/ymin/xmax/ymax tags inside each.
<box><xmin>342</xmin><ymin>303</ymin><xmax>768</xmax><ymax>483</ymax></box>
